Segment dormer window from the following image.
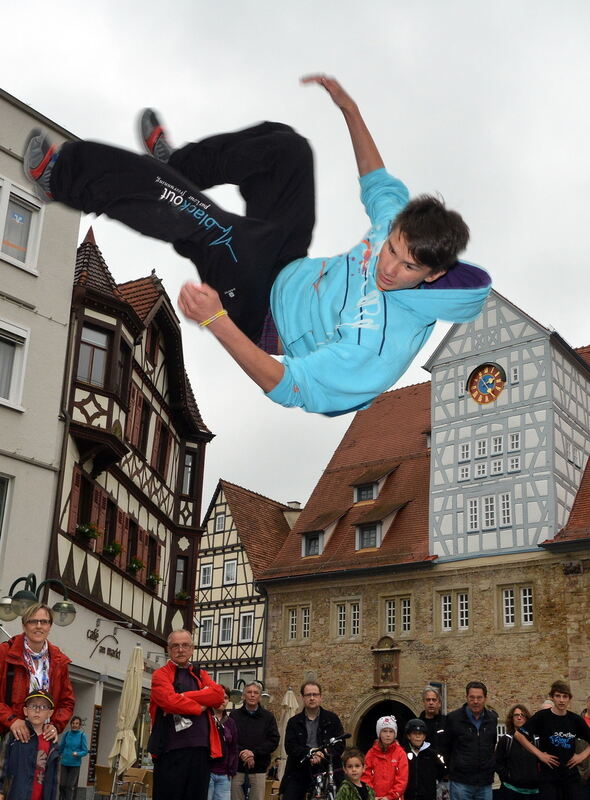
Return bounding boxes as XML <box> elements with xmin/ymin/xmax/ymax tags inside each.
<box><xmin>302</xmin><ymin>532</ymin><xmax>323</xmax><ymax>557</ymax></box>
<box><xmin>355</xmin><ymin>483</ymin><xmax>376</xmax><ymax>502</ymax></box>
<box><xmin>356</xmin><ymin>523</ymin><xmax>382</xmax><ymax>550</ymax></box>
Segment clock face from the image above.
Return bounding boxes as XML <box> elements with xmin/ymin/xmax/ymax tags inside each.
<box><xmin>467</xmin><ymin>364</ymin><xmax>506</xmax><ymax>404</ymax></box>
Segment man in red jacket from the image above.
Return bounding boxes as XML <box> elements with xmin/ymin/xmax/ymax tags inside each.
<box><xmin>149</xmin><ymin>629</ymin><xmax>224</xmax><ymax>800</ymax></box>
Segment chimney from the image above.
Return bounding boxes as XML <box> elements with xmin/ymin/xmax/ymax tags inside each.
<box><xmin>283</xmin><ymin>501</ymin><xmax>302</xmax><ymax>529</ymax></box>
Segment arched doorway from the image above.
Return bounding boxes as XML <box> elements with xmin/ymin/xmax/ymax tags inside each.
<box><xmin>356</xmin><ymin>697</ymin><xmax>416</xmax><ymax>753</ymax></box>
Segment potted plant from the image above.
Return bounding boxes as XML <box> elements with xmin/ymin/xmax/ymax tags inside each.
<box><xmin>102</xmin><ymin>541</ymin><xmax>123</xmax><ymax>559</ymax></box>
<box><xmin>146</xmin><ymin>572</ymin><xmax>162</xmax><ymax>590</ymax></box>
<box><xmin>174</xmin><ymin>590</ymin><xmax>190</xmax><ymax>605</ymax></box>
<box><xmin>127</xmin><ymin>557</ymin><xmax>145</xmax><ymax>576</ymax></box>
<box><xmin>75</xmin><ymin>522</ymin><xmax>99</xmax><ymax>548</ymax></box>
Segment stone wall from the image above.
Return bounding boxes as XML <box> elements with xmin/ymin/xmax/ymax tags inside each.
<box><xmin>264</xmin><ymin>548</ymin><xmax>590</xmax><ymax>735</ymax></box>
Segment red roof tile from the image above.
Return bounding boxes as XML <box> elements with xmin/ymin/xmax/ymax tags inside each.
<box><xmin>262</xmin><ymin>383</ymin><xmax>433</xmax><ymax>580</ymax></box>
<box><xmin>218</xmin><ymin>480</ymin><xmax>293</xmax><ymax>580</ymax></box>
<box><xmin>549</xmin><ymin>456</ymin><xmax>590</xmax><ymax>543</ymax></box>
<box><xmin>575</xmin><ymin>345</ymin><xmax>590</xmax><ymax>367</ymax></box>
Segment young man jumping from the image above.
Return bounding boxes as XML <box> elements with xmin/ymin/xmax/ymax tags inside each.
<box><xmin>23</xmin><ymin>76</ymin><xmax>491</xmax><ymax>416</ymax></box>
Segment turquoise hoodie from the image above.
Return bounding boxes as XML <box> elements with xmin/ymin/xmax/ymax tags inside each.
<box><xmin>268</xmin><ymin>168</ymin><xmax>491</xmax><ymax>416</ymax></box>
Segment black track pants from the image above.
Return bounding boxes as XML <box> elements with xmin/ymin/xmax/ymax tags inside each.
<box><xmin>51</xmin><ymin>122</ymin><xmax>315</xmax><ymax>342</ymax></box>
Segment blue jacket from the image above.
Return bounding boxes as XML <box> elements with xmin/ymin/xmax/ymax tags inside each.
<box><xmin>268</xmin><ymin>168</ymin><xmax>491</xmax><ymax>415</ymax></box>
<box><xmin>59</xmin><ymin>729</ymin><xmax>89</xmax><ymax>767</ymax></box>
<box><xmin>1</xmin><ymin>726</ymin><xmax>59</xmax><ymax>800</ymax></box>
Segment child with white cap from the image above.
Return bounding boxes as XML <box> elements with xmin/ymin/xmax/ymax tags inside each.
<box><xmin>362</xmin><ymin>716</ymin><xmax>408</xmax><ymax>800</ymax></box>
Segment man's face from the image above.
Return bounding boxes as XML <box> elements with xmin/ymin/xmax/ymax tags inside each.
<box><xmin>551</xmin><ymin>691</ymin><xmax>571</xmax><ymax>713</ymax></box>
<box><xmin>302</xmin><ymin>684</ymin><xmax>322</xmax><ymax>712</ymax></box>
<box><xmin>376</xmin><ymin>228</ymin><xmax>445</xmax><ymax>292</ymax></box>
<box><xmin>167</xmin><ymin>633</ymin><xmax>193</xmax><ymax>666</ymax></box>
<box><xmin>71</xmin><ymin>718</ymin><xmax>81</xmax><ymax>730</ymax></box>
<box><xmin>466</xmin><ymin>688</ymin><xmax>486</xmax><ymax>716</ymax></box>
<box><xmin>244</xmin><ymin>685</ymin><xmax>261</xmax><ymax>710</ymax></box>
<box><xmin>423</xmin><ymin>691</ymin><xmax>441</xmax><ymax>718</ymax></box>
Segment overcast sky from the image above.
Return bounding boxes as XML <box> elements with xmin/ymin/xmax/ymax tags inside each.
<box><xmin>3</xmin><ymin>0</ymin><xmax>589</xmax><ymax>508</ymax></box>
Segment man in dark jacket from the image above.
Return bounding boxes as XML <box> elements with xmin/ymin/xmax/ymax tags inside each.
<box><xmin>440</xmin><ymin>682</ymin><xmax>497</xmax><ymax>800</ymax></box>
<box><xmin>419</xmin><ymin>686</ymin><xmax>447</xmax><ymax>752</ymax></box>
<box><xmin>281</xmin><ymin>681</ymin><xmax>345</xmax><ymax>800</ymax></box>
<box><xmin>230</xmin><ymin>682</ymin><xmax>280</xmax><ymax>800</ymax></box>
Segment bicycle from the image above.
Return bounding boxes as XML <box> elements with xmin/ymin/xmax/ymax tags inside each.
<box><xmin>300</xmin><ymin>732</ymin><xmax>351</xmax><ymax>800</ymax></box>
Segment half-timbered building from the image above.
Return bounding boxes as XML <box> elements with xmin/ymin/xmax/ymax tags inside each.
<box><xmin>195</xmin><ymin>480</ymin><xmax>297</xmax><ymax>689</ymax></box>
<box><xmin>46</xmin><ymin>230</ymin><xmax>212</xmax><ymax>784</ymax></box>
<box><xmin>259</xmin><ymin>290</ymin><xmax>590</xmax><ymax>751</ymax></box>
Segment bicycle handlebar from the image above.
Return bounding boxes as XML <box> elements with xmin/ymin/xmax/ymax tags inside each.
<box><xmin>300</xmin><ymin>733</ymin><xmax>351</xmax><ymax>763</ymax></box>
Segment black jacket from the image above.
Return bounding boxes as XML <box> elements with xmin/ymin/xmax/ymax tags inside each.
<box><xmin>495</xmin><ymin>734</ymin><xmax>539</xmax><ymax>789</ymax></box>
<box><xmin>404</xmin><ymin>742</ymin><xmax>446</xmax><ymax>800</ymax></box>
<box><xmin>229</xmin><ymin>704</ymin><xmax>280</xmax><ymax>774</ymax></box>
<box><xmin>283</xmin><ymin>707</ymin><xmax>344</xmax><ymax>779</ymax></box>
<box><xmin>419</xmin><ymin>713</ymin><xmax>447</xmax><ymax>751</ymax></box>
<box><xmin>1</xmin><ymin>725</ymin><xmax>59</xmax><ymax>800</ymax></box>
<box><xmin>441</xmin><ymin>704</ymin><xmax>498</xmax><ymax>786</ymax></box>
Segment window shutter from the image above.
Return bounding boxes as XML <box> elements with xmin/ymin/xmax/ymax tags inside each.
<box><xmin>131</xmin><ymin>393</ymin><xmax>144</xmax><ymax>448</ymax></box>
<box><xmin>68</xmin><ymin>468</ymin><xmax>82</xmax><ymax>534</ymax></box>
<box><xmin>125</xmin><ymin>383</ymin><xmax>138</xmax><ymax>441</ymax></box>
<box><xmin>151</xmin><ymin>418</ymin><xmax>161</xmax><ymax>469</ymax></box>
<box><xmin>96</xmin><ymin>492</ymin><xmax>108</xmax><ymax>551</ymax></box>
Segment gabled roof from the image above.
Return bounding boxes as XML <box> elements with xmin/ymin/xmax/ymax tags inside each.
<box><xmin>118</xmin><ymin>274</ymin><xmax>165</xmax><ymax>322</ymax></box>
<box><xmin>543</xmin><ymin>456</ymin><xmax>590</xmax><ymax>548</ymax></box>
<box><xmin>213</xmin><ymin>480</ymin><xmax>293</xmax><ymax>580</ymax></box>
<box><xmin>575</xmin><ymin>345</ymin><xmax>590</xmax><ymax>367</ymax></box>
<box><xmin>261</xmin><ymin>382</ymin><xmax>434</xmax><ymax>581</ymax></box>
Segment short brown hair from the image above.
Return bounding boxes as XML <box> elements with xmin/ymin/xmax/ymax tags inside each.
<box><xmin>22</xmin><ymin>604</ymin><xmax>53</xmax><ymax>626</ymax></box>
<box><xmin>342</xmin><ymin>747</ymin><xmax>364</xmax><ymax>766</ymax></box>
<box><xmin>301</xmin><ymin>681</ymin><xmax>321</xmax><ymax>696</ymax></box>
<box><xmin>549</xmin><ymin>680</ymin><xmax>572</xmax><ymax>698</ymax></box>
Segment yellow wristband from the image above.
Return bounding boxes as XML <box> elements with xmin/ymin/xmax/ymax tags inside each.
<box><xmin>199</xmin><ymin>309</ymin><xmax>228</xmax><ymax>328</ymax></box>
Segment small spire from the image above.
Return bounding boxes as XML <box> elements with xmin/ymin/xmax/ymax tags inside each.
<box><xmin>83</xmin><ymin>226</ymin><xmax>96</xmax><ymax>245</ymax></box>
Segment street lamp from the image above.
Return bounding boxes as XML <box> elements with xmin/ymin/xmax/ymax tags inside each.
<box><xmin>0</xmin><ymin>573</ymin><xmax>76</xmax><ymax>626</ymax></box>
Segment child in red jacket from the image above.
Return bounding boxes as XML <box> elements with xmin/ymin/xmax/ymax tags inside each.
<box><xmin>362</xmin><ymin>716</ymin><xmax>409</xmax><ymax>800</ymax></box>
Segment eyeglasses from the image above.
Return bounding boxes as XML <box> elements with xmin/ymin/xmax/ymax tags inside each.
<box><xmin>513</xmin><ymin>712</ymin><xmax>526</xmax><ymax>718</ymax></box>
<box><xmin>168</xmin><ymin>643</ymin><xmax>192</xmax><ymax>650</ymax></box>
<box><xmin>27</xmin><ymin>705</ymin><xmax>52</xmax><ymax>712</ymax></box>
<box><xmin>26</xmin><ymin>619</ymin><xmax>51</xmax><ymax>627</ymax></box>
<box><xmin>303</xmin><ymin>693</ymin><xmax>321</xmax><ymax>698</ymax></box>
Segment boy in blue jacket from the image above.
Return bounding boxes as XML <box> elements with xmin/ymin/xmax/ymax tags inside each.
<box><xmin>23</xmin><ymin>76</ymin><xmax>490</xmax><ymax>416</ymax></box>
<box><xmin>0</xmin><ymin>691</ymin><xmax>59</xmax><ymax>800</ymax></box>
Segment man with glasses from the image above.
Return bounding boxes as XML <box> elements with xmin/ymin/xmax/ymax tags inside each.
<box><xmin>281</xmin><ymin>681</ymin><xmax>345</xmax><ymax>800</ymax></box>
<box><xmin>148</xmin><ymin>628</ymin><xmax>224</xmax><ymax>800</ymax></box>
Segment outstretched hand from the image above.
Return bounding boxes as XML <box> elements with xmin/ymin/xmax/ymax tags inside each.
<box><xmin>300</xmin><ymin>74</ymin><xmax>357</xmax><ymax>113</ymax></box>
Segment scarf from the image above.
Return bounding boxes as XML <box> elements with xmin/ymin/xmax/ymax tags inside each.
<box><xmin>23</xmin><ymin>637</ymin><xmax>50</xmax><ymax>691</ymax></box>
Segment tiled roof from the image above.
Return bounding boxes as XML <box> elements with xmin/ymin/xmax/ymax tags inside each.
<box><xmin>547</xmin><ymin>456</ymin><xmax>590</xmax><ymax>544</ymax></box>
<box><xmin>74</xmin><ymin>228</ymin><xmax>122</xmax><ymax>299</ymax></box>
<box><xmin>575</xmin><ymin>345</ymin><xmax>590</xmax><ymax>367</ymax></box>
<box><xmin>219</xmin><ymin>480</ymin><xmax>293</xmax><ymax>580</ymax></box>
<box><xmin>262</xmin><ymin>382</ymin><xmax>433</xmax><ymax>580</ymax></box>
<box><xmin>118</xmin><ymin>275</ymin><xmax>163</xmax><ymax>321</ymax></box>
